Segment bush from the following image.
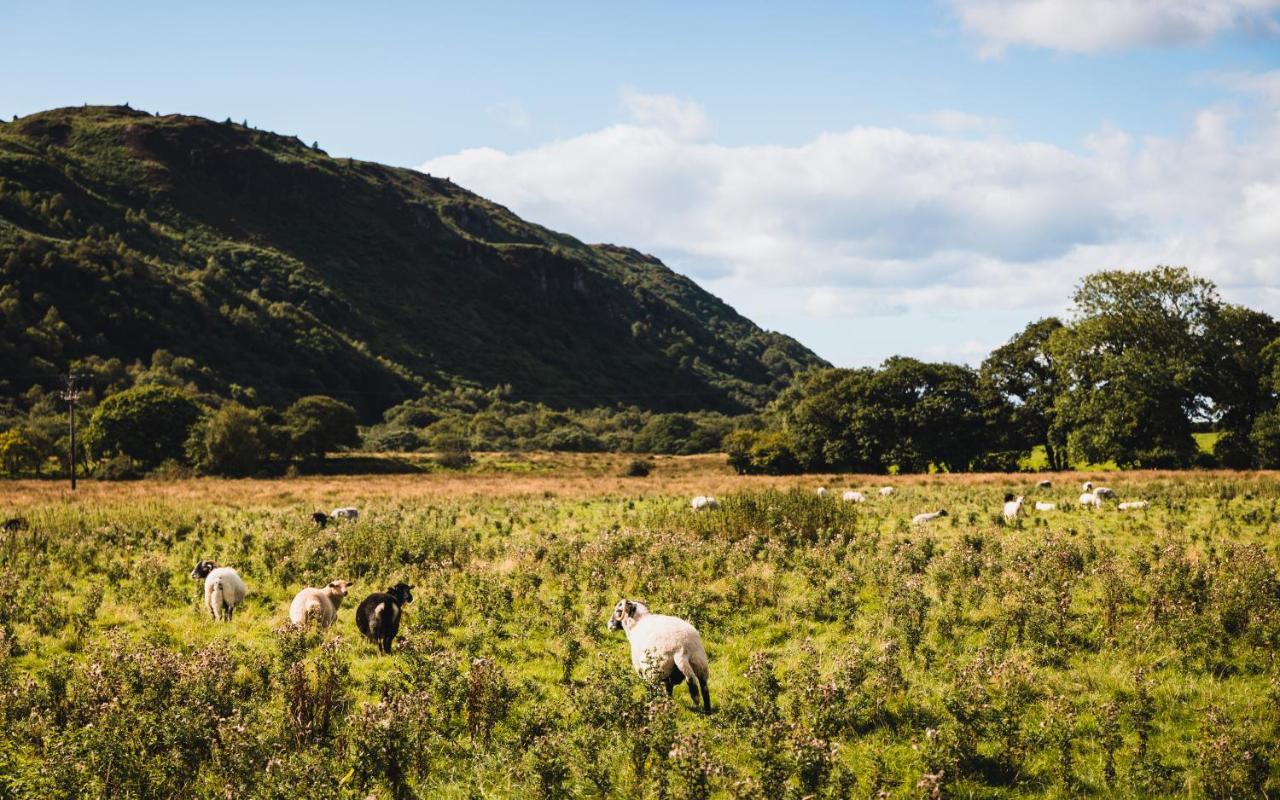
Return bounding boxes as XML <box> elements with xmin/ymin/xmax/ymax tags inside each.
<box><xmin>283</xmin><ymin>395</ymin><xmax>359</xmax><ymax>462</ymax></box>
<box><xmin>93</xmin><ymin>453</ymin><xmax>142</xmax><ymax>480</ymax></box>
<box><xmin>622</xmin><ymin>458</ymin><xmax>653</xmax><ymax>477</ymax></box>
<box><xmin>189</xmin><ymin>402</ymin><xmax>265</xmax><ymax>476</ymax></box>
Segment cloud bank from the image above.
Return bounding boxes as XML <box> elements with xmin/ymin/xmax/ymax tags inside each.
<box><xmin>949</xmin><ymin>0</ymin><xmax>1280</xmax><ymax>56</ymax></box>
<box><xmin>420</xmin><ymin>88</ymin><xmax>1280</xmax><ymax>362</ymax></box>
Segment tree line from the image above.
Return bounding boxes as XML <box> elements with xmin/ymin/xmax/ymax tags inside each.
<box><xmin>727</xmin><ymin>267</ymin><xmax>1280</xmax><ymax>474</ymax></box>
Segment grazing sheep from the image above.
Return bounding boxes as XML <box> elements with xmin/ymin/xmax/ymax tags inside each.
<box><xmin>311</xmin><ymin>512</ymin><xmax>329</xmax><ymax>528</ymax></box>
<box><xmin>355</xmin><ymin>582</ymin><xmax>413</xmax><ymax>654</ymax></box>
<box><xmin>1118</xmin><ymin>500</ymin><xmax>1150</xmax><ymax>511</ymax></box>
<box><xmin>879</xmin><ymin>486</ymin><xmax>896</xmax><ymax>496</ymax></box>
<box><xmin>1003</xmin><ymin>495</ymin><xmax>1025</xmax><ymax>519</ymax></box>
<box><xmin>331</xmin><ymin>507</ymin><xmax>359</xmax><ymax>521</ymax></box>
<box><xmin>842</xmin><ymin>490</ymin><xmax>865</xmax><ymax>503</ymax></box>
<box><xmin>190</xmin><ymin>560</ymin><xmax>248</xmax><ymax>622</ymax></box>
<box><xmin>1034</xmin><ymin>501</ymin><xmax>1057</xmax><ymax>511</ymax></box>
<box><xmin>1081</xmin><ymin>481</ymin><xmax>1114</xmax><ymax>498</ymax></box>
<box><xmin>1079</xmin><ymin>492</ymin><xmax>1102</xmax><ymax>508</ymax></box>
<box><xmin>691</xmin><ymin>495</ymin><xmax>718</xmax><ymax>511</ymax></box>
<box><xmin>1037</xmin><ymin>479</ymin><xmax>1052</xmax><ymax>489</ymax></box>
<box><xmin>2</xmin><ymin>517</ymin><xmax>26</xmax><ymax>533</ymax></box>
<box><xmin>608</xmin><ymin>599</ymin><xmax>711</xmax><ymax>713</ymax></box>
<box><xmin>816</xmin><ymin>487</ymin><xmax>828</xmax><ymax>498</ymax></box>
<box><xmin>289</xmin><ymin>580</ymin><xmax>352</xmax><ymax>628</ymax></box>
<box><xmin>912</xmin><ymin>510</ymin><xmax>948</xmax><ymax>525</ymax></box>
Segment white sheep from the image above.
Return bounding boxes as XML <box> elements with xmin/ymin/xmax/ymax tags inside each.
<box><xmin>690</xmin><ymin>495</ymin><xmax>718</xmax><ymax>511</ymax></box>
<box><xmin>608</xmin><ymin>599</ymin><xmax>710</xmax><ymax>712</ymax></box>
<box><xmin>1081</xmin><ymin>481</ymin><xmax>1115</xmax><ymax>499</ymax></box>
<box><xmin>879</xmin><ymin>486</ymin><xmax>896</xmax><ymax>496</ymax></box>
<box><xmin>1037</xmin><ymin>479</ymin><xmax>1052</xmax><ymax>489</ymax></box>
<box><xmin>816</xmin><ymin>487</ymin><xmax>828</xmax><ymax>498</ymax></box>
<box><xmin>1003</xmin><ymin>494</ymin><xmax>1025</xmax><ymax>520</ymax></box>
<box><xmin>331</xmin><ymin>507</ymin><xmax>359</xmax><ymax>521</ymax></box>
<box><xmin>1118</xmin><ymin>500</ymin><xmax>1150</xmax><ymax>511</ymax></box>
<box><xmin>1079</xmin><ymin>492</ymin><xmax>1102</xmax><ymax>508</ymax></box>
<box><xmin>190</xmin><ymin>560</ymin><xmax>247</xmax><ymax>622</ymax></box>
<box><xmin>912</xmin><ymin>510</ymin><xmax>948</xmax><ymax>525</ymax></box>
<box><xmin>1034</xmin><ymin>501</ymin><xmax>1057</xmax><ymax>511</ymax></box>
<box><xmin>842</xmin><ymin>490</ymin><xmax>865</xmax><ymax>503</ymax></box>
<box><xmin>289</xmin><ymin>580</ymin><xmax>352</xmax><ymax>628</ymax></box>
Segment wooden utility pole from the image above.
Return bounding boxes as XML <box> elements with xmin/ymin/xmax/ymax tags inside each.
<box><xmin>61</xmin><ymin>373</ymin><xmax>82</xmax><ymax>490</ymax></box>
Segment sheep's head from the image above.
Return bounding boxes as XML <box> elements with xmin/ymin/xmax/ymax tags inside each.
<box><xmin>190</xmin><ymin>560</ymin><xmax>217</xmax><ymax>580</ymax></box>
<box><xmin>1083</xmin><ymin>481</ymin><xmax>1094</xmax><ymax>491</ymax></box>
<box><xmin>327</xmin><ymin>580</ymin><xmax>352</xmax><ymax>601</ymax></box>
<box><xmin>937</xmin><ymin>510</ymin><xmax>949</xmax><ymax>517</ymax></box>
<box><xmin>608</xmin><ymin>599</ymin><xmax>648</xmax><ymax>631</ymax></box>
<box><xmin>387</xmin><ymin>582</ymin><xmax>414</xmax><ymax>606</ymax></box>
<box><xmin>1003</xmin><ymin>492</ymin><xmax>1015</xmax><ymax>502</ymax></box>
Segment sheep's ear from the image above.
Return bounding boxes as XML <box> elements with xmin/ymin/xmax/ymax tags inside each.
<box><xmin>624</xmin><ymin>600</ymin><xmax>636</xmax><ymax>617</ymax></box>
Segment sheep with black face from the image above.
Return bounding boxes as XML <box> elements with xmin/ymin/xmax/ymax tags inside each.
<box><xmin>190</xmin><ymin>560</ymin><xmax>248</xmax><ymax>622</ymax></box>
<box><xmin>608</xmin><ymin>599</ymin><xmax>711</xmax><ymax>713</ymax></box>
<box><xmin>355</xmin><ymin>582</ymin><xmax>413</xmax><ymax>654</ymax></box>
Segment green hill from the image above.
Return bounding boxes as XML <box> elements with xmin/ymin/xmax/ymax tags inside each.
<box><xmin>0</xmin><ymin>105</ymin><xmax>822</xmax><ymax>418</ymax></box>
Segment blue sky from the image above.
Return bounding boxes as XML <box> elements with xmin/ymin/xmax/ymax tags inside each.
<box><xmin>5</xmin><ymin>1</ymin><xmax>1280</xmax><ymax>366</ymax></box>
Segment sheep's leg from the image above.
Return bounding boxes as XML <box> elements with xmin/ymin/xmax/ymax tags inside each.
<box><xmin>673</xmin><ymin>651</ymin><xmax>701</xmax><ymax>711</ymax></box>
<box><xmin>689</xmin><ymin>658</ymin><xmax>712</xmax><ymax>713</ymax></box>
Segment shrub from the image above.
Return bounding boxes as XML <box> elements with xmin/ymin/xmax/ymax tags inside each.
<box><xmin>622</xmin><ymin>458</ymin><xmax>653</xmax><ymax>477</ymax></box>
<box><xmin>283</xmin><ymin>395</ymin><xmax>359</xmax><ymax>462</ymax></box>
<box><xmin>189</xmin><ymin>402</ymin><xmax>265</xmax><ymax>476</ymax></box>
<box><xmin>83</xmin><ymin>385</ymin><xmax>200</xmax><ymax>469</ymax></box>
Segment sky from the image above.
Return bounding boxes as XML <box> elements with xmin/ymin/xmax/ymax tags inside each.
<box><xmin>4</xmin><ymin>0</ymin><xmax>1280</xmax><ymax>367</ymax></box>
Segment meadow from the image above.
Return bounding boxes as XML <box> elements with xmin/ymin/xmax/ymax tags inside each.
<box><xmin>1</xmin><ymin>454</ymin><xmax>1279</xmax><ymax>798</ymax></box>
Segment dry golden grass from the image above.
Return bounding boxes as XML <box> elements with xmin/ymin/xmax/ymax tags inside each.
<box><xmin>3</xmin><ymin>451</ymin><xmax>1273</xmax><ymax>511</ymax></box>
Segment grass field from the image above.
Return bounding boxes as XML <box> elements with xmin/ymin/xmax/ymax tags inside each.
<box><xmin>1</xmin><ymin>454</ymin><xmax>1279</xmax><ymax>798</ymax></box>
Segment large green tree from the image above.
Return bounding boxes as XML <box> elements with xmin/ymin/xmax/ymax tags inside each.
<box><xmin>1198</xmin><ymin>304</ymin><xmax>1280</xmax><ymax>467</ymax></box>
<box><xmin>1050</xmin><ymin>267</ymin><xmax>1216</xmax><ymax>468</ymax></box>
<box><xmin>83</xmin><ymin>385</ymin><xmax>200</xmax><ymax>469</ymax></box>
<box><xmin>981</xmin><ymin>317</ymin><xmax>1067</xmax><ymax>470</ymax></box>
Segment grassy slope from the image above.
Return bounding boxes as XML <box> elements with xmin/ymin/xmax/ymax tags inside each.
<box><xmin>0</xmin><ymin>106</ymin><xmax>823</xmax><ymax>417</ymax></box>
<box><xmin>3</xmin><ymin>462</ymin><xmax>1280</xmax><ymax>797</ymax></box>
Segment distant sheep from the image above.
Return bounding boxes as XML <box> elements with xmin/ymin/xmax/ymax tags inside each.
<box><xmin>331</xmin><ymin>507</ymin><xmax>359</xmax><ymax>521</ymax></box>
<box><xmin>355</xmin><ymin>582</ymin><xmax>413</xmax><ymax>654</ymax></box>
<box><xmin>289</xmin><ymin>580</ymin><xmax>352</xmax><ymax>628</ymax></box>
<box><xmin>1118</xmin><ymin>500</ymin><xmax>1150</xmax><ymax>511</ymax></box>
<box><xmin>815</xmin><ymin>487</ymin><xmax>828</xmax><ymax>498</ymax></box>
<box><xmin>1081</xmin><ymin>481</ymin><xmax>1115</xmax><ymax>499</ymax></box>
<box><xmin>311</xmin><ymin>512</ymin><xmax>329</xmax><ymax>528</ymax></box>
<box><xmin>608</xmin><ymin>599</ymin><xmax>711</xmax><ymax>713</ymax></box>
<box><xmin>1037</xmin><ymin>479</ymin><xmax>1052</xmax><ymax>489</ymax></box>
<box><xmin>691</xmin><ymin>495</ymin><xmax>718</xmax><ymax>511</ymax></box>
<box><xmin>912</xmin><ymin>510</ymin><xmax>948</xmax><ymax>525</ymax></box>
<box><xmin>190</xmin><ymin>560</ymin><xmax>248</xmax><ymax>622</ymax></box>
<box><xmin>2</xmin><ymin>517</ymin><xmax>26</xmax><ymax>533</ymax></box>
<box><xmin>1034</xmin><ymin>501</ymin><xmax>1057</xmax><ymax>511</ymax></box>
<box><xmin>1079</xmin><ymin>492</ymin><xmax>1102</xmax><ymax>508</ymax></box>
<box><xmin>842</xmin><ymin>490</ymin><xmax>865</xmax><ymax>503</ymax></box>
<box><xmin>1003</xmin><ymin>495</ymin><xmax>1025</xmax><ymax>520</ymax></box>
<box><xmin>879</xmin><ymin>487</ymin><xmax>895</xmax><ymax>496</ymax></box>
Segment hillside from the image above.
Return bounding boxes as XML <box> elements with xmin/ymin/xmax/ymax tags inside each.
<box><xmin>0</xmin><ymin>106</ymin><xmax>822</xmax><ymax>418</ymax></box>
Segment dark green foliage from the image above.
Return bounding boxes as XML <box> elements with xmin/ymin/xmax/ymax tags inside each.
<box><xmin>83</xmin><ymin>384</ymin><xmax>199</xmax><ymax>468</ymax></box>
<box><xmin>283</xmin><ymin>395</ymin><xmax>358</xmax><ymax>462</ymax></box>
<box><xmin>0</xmin><ymin>106</ymin><xmax>822</xmax><ymax>420</ymax></box>
<box><xmin>187</xmin><ymin>402</ymin><xmax>267</xmax><ymax>476</ymax></box>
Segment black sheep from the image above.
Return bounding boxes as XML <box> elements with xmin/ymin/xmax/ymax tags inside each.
<box><xmin>311</xmin><ymin>512</ymin><xmax>329</xmax><ymax>528</ymax></box>
<box><xmin>2</xmin><ymin>517</ymin><xmax>26</xmax><ymax>533</ymax></box>
<box><xmin>355</xmin><ymin>582</ymin><xmax>413</xmax><ymax>654</ymax></box>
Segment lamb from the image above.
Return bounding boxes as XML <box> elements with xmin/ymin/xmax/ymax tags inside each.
<box><xmin>1034</xmin><ymin>501</ymin><xmax>1057</xmax><ymax>511</ymax></box>
<box><xmin>1118</xmin><ymin>500</ymin><xmax>1150</xmax><ymax>511</ymax></box>
<box><xmin>842</xmin><ymin>490</ymin><xmax>865</xmax><ymax>503</ymax></box>
<box><xmin>331</xmin><ymin>507</ymin><xmax>359</xmax><ymax>521</ymax></box>
<box><xmin>912</xmin><ymin>510</ymin><xmax>948</xmax><ymax>525</ymax></box>
<box><xmin>608</xmin><ymin>599</ymin><xmax>711</xmax><ymax>713</ymax></box>
<box><xmin>355</xmin><ymin>582</ymin><xmax>413</xmax><ymax>654</ymax></box>
<box><xmin>190</xmin><ymin>560</ymin><xmax>248</xmax><ymax>622</ymax></box>
<box><xmin>311</xmin><ymin>512</ymin><xmax>329</xmax><ymax>528</ymax></box>
<box><xmin>1003</xmin><ymin>494</ymin><xmax>1025</xmax><ymax>519</ymax></box>
<box><xmin>816</xmin><ymin>487</ymin><xmax>828</xmax><ymax>498</ymax></box>
<box><xmin>289</xmin><ymin>580</ymin><xmax>352</xmax><ymax>628</ymax></box>
<box><xmin>879</xmin><ymin>486</ymin><xmax>896</xmax><ymax>496</ymax></box>
<box><xmin>691</xmin><ymin>495</ymin><xmax>718</xmax><ymax>511</ymax></box>
<box><xmin>1037</xmin><ymin>479</ymin><xmax>1052</xmax><ymax>489</ymax></box>
<box><xmin>1079</xmin><ymin>492</ymin><xmax>1102</xmax><ymax>508</ymax></box>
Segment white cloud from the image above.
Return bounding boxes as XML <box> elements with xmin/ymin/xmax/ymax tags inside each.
<box><xmin>918</xmin><ymin>109</ymin><xmax>1009</xmax><ymax>136</ymax></box>
<box><xmin>620</xmin><ymin>89</ymin><xmax>711</xmax><ymax>140</ymax></box>
<box><xmin>420</xmin><ymin>78</ymin><xmax>1280</xmax><ymax>362</ymax></box>
<box><xmin>949</xmin><ymin>0</ymin><xmax>1280</xmax><ymax>56</ymax></box>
